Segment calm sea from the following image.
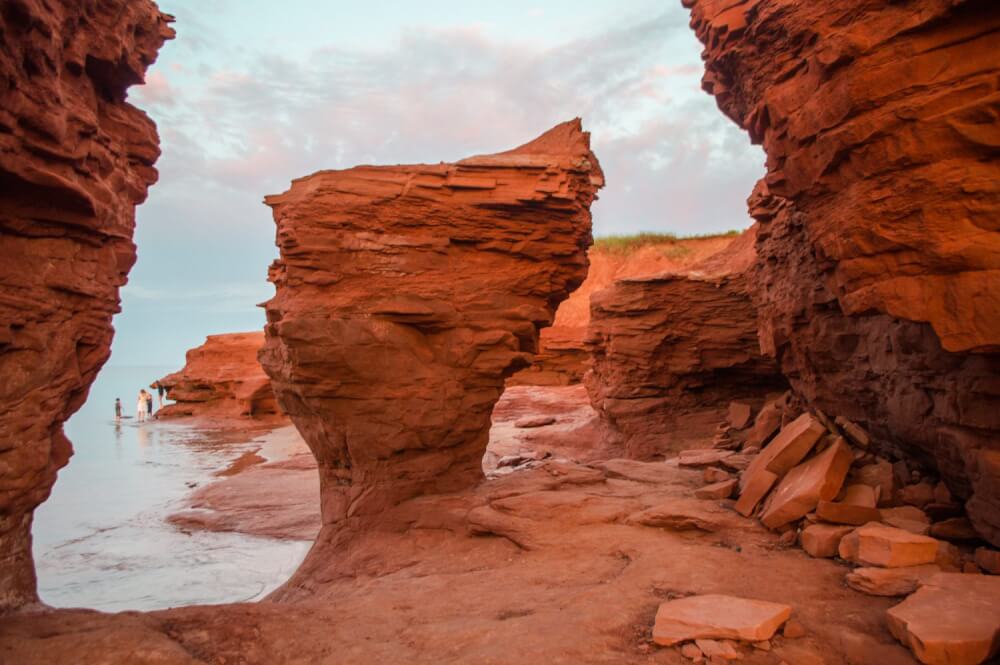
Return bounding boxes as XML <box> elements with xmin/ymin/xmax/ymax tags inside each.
<box><xmin>32</xmin><ymin>365</ymin><xmax>310</xmax><ymax>612</ymax></box>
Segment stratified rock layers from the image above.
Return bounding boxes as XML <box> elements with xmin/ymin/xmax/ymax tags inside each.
<box><xmin>0</xmin><ymin>1</ymin><xmax>172</xmax><ymax>610</ymax></box>
<box><xmin>158</xmin><ymin>332</ymin><xmax>280</xmax><ymax>418</ymax></box>
<box><xmin>687</xmin><ymin>1</ymin><xmax>1000</xmax><ymax>544</ymax></box>
<box><xmin>260</xmin><ymin>121</ymin><xmax>603</xmax><ymax>548</ymax></box>
<box><xmin>585</xmin><ymin>227</ymin><xmax>786</xmax><ymax>457</ymax></box>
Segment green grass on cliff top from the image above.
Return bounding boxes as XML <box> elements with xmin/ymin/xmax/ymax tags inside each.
<box><xmin>592</xmin><ymin>230</ymin><xmax>740</xmax><ymax>255</ymax></box>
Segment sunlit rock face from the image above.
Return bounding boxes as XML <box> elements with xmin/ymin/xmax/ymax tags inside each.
<box><xmin>0</xmin><ymin>0</ymin><xmax>173</xmax><ymax>611</ymax></box>
<box><xmin>259</xmin><ymin>120</ymin><xmax>603</xmax><ymax>546</ymax></box>
<box><xmin>585</xmin><ymin>226</ymin><xmax>787</xmax><ymax>458</ymax></box>
<box><xmin>686</xmin><ymin>0</ymin><xmax>1000</xmax><ymax>544</ymax></box>
<box><xmin>158</xmin><ymin>332</ymin><xmax>281</xmax><ymax>418</ymax></box>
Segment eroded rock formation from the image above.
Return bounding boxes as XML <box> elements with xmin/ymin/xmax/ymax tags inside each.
<box><xmin>585</xmin><ymin>227</ymin><xmax>787</xmax><ymax>457</ymax></box>
<box><xmin>509</xmin><ymin>235</ymin><xmax>739</xmax><ymax>387</ymax></box>
<box><xmin>259</xmin><ymin>120</ymin><xmax>603</xmax><ymax>568</ymax></box>
<box><xmin>157</xmin><ymin>332</ymin><xmax>281</xmax><ymax>418</ymax></box>
<box><xmin>0</xmin><ymin>0</ymin><xmax>172</xmax><ymax>610</ymax></box>
<box><xmin>687</xmin><ymin>0</ymin><xmax>1000</xmax><ymax>545</ymax></box>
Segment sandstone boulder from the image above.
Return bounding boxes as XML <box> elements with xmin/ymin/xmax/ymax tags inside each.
<box><xmin>744</xmin><ymin>398</ymin><xmax>783</xmax><ymax>449</ymax></box>
<box><xmin>880</xmin><ymin>506</ymin><xmax>931</xmax><ymax>535</ymax></box>
<box><xmin>704</xmin><ymin>467</ymin><xmax>732</xmax><ymax>484</ymax></box>
<box><xmin>839</xmin><ymin>524</ymin><xmax>940</xmax><ymax>568</ymax></box>
<box><xmin>652</xmin><ymin>594</ymin><xmax>791</xmax><ymax>646</ymax></box>
<box><xmin>852</xmin><ymin>460</ymin><xmax>894</xmax><ymax>507</ymax></box>
<box><xmin>695</xmin><ymin>479</ymin><xmax>737</xmax><ymax>500</ymax></box>
<box><xmin>902</xmin><ymin>482</ymin><xmax>936</xmax><ymax>508</ymax></box>
<box><xmin>800</xmin><ymin>524</ymin><xmax>854</xmax><ymax>558</ymax></box>
<box><xmin>815</xmin><ymin>484</ymin><xmax>881</xmax><ymax>526</ymax></box>
<box><xmin>974</xmin><ymin>548</ymin><xmax>1000</xmax><ymax>575</ymax></box>
<box><xmin>887</xmin><ymin>573</ymin><xmax>1000</xmax><ymax>665</ymax></box>
<box><xmin>845</xmin><ymin>565</ymin><xmax>941</xmax><ymax>597</ymax></box>
<box><xmin>727</xmin><ymin>402</ymin><xmax>752</xmax><ymax>430</ymax></box>
<box><xmin>929</xmin><ymin>517</ymin><xmax>980</xmax><ymax>542</ymax></box>
<box><xmin>759</xmin><ymin>437</ymin><xmax>853</xmax><ymax>529</ymax></box>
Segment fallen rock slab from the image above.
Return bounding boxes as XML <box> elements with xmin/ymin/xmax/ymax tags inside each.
<box><xmin>816</xmin><ymin>484</ymin><xmax>881</xmax><ymax>525</ymax></box>
<box><xmin>974</xmin><ymin>547</ymin><xmax>1000</xmax><ymax>575</ymax></box>
<box><xmin>887</xmin><ymin>573</ymin><xmax>1000</xmax><ymax>665</ymax></box>
<box><xmin>652</xmin><ymin>594</ymin><xmax>792</xmax><ymax>646</ymax></box>
<box><xmin>929</xmin><ymin>517</ymin><xmax>980</xmax><ymax>542</ymax></box>
<box><xmin>839</xmin><ymin>523</ymin><xmax>940</xmax><ymax>568</ymax></box>
<box><xmin>845</xmin><ymin>565</ymin><xmax>941</xmax><ymax>596</ymax></box>
<box><xmin>759</xmin><ymin>413</ymin><xmax>827</xmax><ymax>477</ymax></box>
<box><xmin>760</xmin><ymin>438</ymin><xmax>853</xmax><ymax>529</ymax></box>
<box><xmin>880</xmin><ymin>506</ymin><xmax>931</xmax><ymax>535</ymax></box>
<box><xmin>834</xmin><ymin>416</ymin><xmax>870</xmax><ymax>449</ymax></box>
<box><xmin>736</xmin><ymin>414</ymin><xmax>827</xmax><ymax>517</ymax></box>
<box><xmin>734</xmin><ymin>467</ymin><xmax>778</xmax><ymax>517</ymax></box>
<box><xmin>695</xmin><ymin>479</ymin><xmax>737</xmax><ymax>500</ymax></box>
<box><xmin>727</xmin><ymin>402</ymin><xmax>752</xmax><ymax>430</ymax></box>
<box><xmin>801</xmin><ymin>523</ymin><xmax>854</xmax><ymax>558</ymax></box>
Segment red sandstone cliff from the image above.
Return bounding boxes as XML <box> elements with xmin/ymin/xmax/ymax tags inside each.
<box><xmin>585</xmin><ymin>227</ymin><xmax>787</xmax><ymax>457</ymax></box>
<box><xmin>0</xmin><ymin>0</ymin><xmax>172</xmax><ymax>610</ymax></box>
<box><xmin>157</xmin><ymin>332</ymin><xmax>281</xmax><ymax>419</ymax></box>
<box><xmin>259</xmin><ymin>119</ymin><xmax>602</xmax><ymax>586</ymax></box>
<box><xmin>686</xmin><ymin>0</ymin><xmax>1000</xmax><ymax>545</ymax></box>
<box><xmin>509</xmin><ymin>235</ymin><xmax>739</xmax><ymax>387</ymax></box>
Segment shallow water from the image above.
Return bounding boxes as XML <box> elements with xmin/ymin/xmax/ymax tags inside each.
<box><xmin>33</xmin><ymin>365</ymin><xmax>311</xmax><ymax>612</ymax></box>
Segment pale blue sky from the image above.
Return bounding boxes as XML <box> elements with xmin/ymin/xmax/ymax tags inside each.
<box><xmin>116</xmin><ymin>1</ymin><xmax>763</xmax><ymax>368</ymax></box>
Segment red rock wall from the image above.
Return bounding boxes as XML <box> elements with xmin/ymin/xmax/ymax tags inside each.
<box><xmin>584</xmin><ymin>227</ymin><xmax>787</xmax><ymax>457</ymax></box>
<box><xmin>0</xmin><ymin>0</ymin><xmax>173</xmax><ymax>610</ymax></box>
<box><xmin>686</xmin><ymin>0</ymin><xmax>1000</xmax><ymax>544</ymax></box>
<box><xmin>508</xmin><ymin>236</ymin><xmax>739</xmax><ymax>387</ymax></box>
<box><xmin>157</xmin><ymin>332</ymin><xmax>281</xmax><ymax>418</ymax></box>
<box><xmin>259</xmin><ymin>121</ymin><xmax>602</xmax><ymax>562</ymax></box>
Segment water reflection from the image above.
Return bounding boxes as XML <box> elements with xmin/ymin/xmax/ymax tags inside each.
<box><xmin>33</xmin><ymin>366</ymin><xmax>310</xmax><ymax>612</ymax></box>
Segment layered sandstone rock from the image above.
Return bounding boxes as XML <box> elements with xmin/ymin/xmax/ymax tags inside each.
<box><xmin>0</xmin><ymin>0</ymin><xmax>172</xmax><ymax>611</ymax></box>
<box><xmin>508</xmin><ymin>235</ymin><xmax>739</xmax><ymax>387</ymax></box>
<box><xmin>259</xmin><ymin>120</ymin><xmax>603</xmax><ymax>574</ymax></box>
<box><xmin>157</xmin><ymin>332</ymin><xmax>280</xmax><ymax>418</ymax></box>
<box><xmin>686</xmin><ymin>0</ymin><xmax>1000</xmax><ymax>545</ymax></box>
<box><xmin>584</xmin><ymin>226</ymin><xmax>787</xmax><ymax>458</ymax></box>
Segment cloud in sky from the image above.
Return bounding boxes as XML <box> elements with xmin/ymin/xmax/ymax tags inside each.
<box><xmin>115</xmin><ymin>1</ymin><xmax>763</xmax><ymax>367</ymax></box>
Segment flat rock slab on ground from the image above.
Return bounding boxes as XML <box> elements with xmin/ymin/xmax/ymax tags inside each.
<box><xmin>887</xmin><ymin>573</ymin><xmax>1000</xmax><ymax>665</ymax></box>
<box><xmin>652</xmin><ymin>594</ymin><xmax>792</xmax><ymax>646</ymax></box>
<box><xmin>845</xmin><ymin>564</ymin><xmax>941</xmax><ymax>596</ymax></box>
<box><xmin>627</xmin><ymin>498</ymin><xmax>744</xmax><ymax>532</ymax></box>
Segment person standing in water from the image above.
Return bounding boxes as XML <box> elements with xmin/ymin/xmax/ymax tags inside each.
<box><xmin>155</xmin><ymin>381</ymin><xmax>165</xmax><ymax>410</ymax></box>
<box><xmin>114</xmin><ymin>398</ymin><xmax>122</xmax><ymax>423</ymax></box>
<box><xmin>146</xmin><ymin>389</ymin><xmax>154</xmax><ymax>420</ymax></box>
<box><xmin>136</xmin><ymin>390</ymin><xmax>147</xmax><ymax>422</ymax></box>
